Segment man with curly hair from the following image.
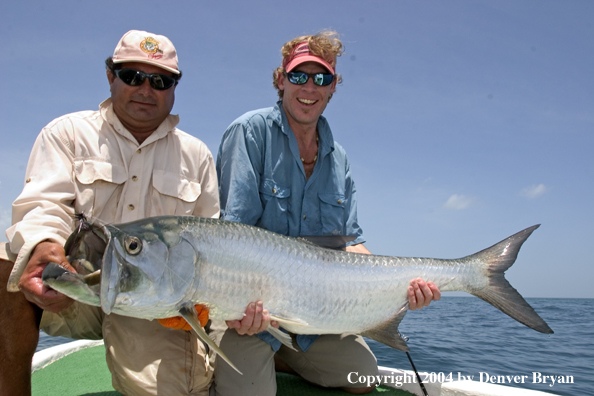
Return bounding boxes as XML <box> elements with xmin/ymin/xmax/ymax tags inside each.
<box><xmin>214</xmin><ymin>31</ymin><xmax>441</xmax><ymax>395</ymax></box>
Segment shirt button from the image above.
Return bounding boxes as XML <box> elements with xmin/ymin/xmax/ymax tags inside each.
<box><xmin>272</xmin><ymin>188</ymin><xmax>277</xmax><ymax>194</ymax></box>
<box><xmin>337</xmin><ymin>199</ymin><xmax>342</xmax><ymax>204</ymax></box>
<box><xmin>303</xmin><ymin>215</ymin><xmax>306</xmax><ymax>220</ymax></box>
<box><xmin>132</xmin><ymin>176</ymin><xmax>138</xmax><ymax>182</ymax></box>
<box><xmin>128</xmin><ymin>204</ymin><xmax>135</xmax><ymax>211</ymax></box>
<box><xmin>136</xmin><ymin>149</ymin><xmax>142</xmax><ymax>154</ymax></box>
<box><xmin>25</xmin><ymin>177</ymin><xmax>31</xmax><ymax>183</ymax></box>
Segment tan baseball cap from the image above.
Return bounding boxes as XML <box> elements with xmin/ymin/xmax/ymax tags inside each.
<box><xmin>112</xmin><ymin>30</ymin><xmax>180</xmax><ymax>75</ymax></box>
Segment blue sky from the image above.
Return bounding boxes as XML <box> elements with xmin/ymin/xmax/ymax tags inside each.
<box><xmin>1</xmin><ymin>1</ymin><xmax>592</xmax><ymax>298</ymax></box>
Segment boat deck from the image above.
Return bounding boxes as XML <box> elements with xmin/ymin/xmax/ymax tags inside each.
<box><xmin>33</xmin><ymin>340</ymin><xmax>558</xmax><ymax>395</ymax></box>
<box><xmin>32</xmin><ymin>342</ymin><xmax>412</xmax><ymax>396</ymax></box>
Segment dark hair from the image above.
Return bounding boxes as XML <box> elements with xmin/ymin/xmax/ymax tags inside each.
<box><xmin>104</xmin><ymin>57</ymin><xmax>183</xmax><ymax>81</ymax></box>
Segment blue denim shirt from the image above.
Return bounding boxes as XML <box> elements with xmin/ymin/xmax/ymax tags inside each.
<box><xmin>216</xmin><ymin>101</ymin><xmax>365</xmax><ymax>351</ymax></box>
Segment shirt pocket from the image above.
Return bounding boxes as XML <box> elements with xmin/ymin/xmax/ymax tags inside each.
<box><xmin>73</xmin><ymin>159</ymin><xmax>127</xmax><ymax>218</ymax></box>
<box><xmin>152</xmin><ymin>169</ymin><xmax>202</xmax><ymax>215</ymax></box>
<box><xmin>318</xmin><ymin>193</ymin><xmax>346</xmax><ymax>235</ymax></box>
<box><xmin>259</xmin><ymin>179</ymin><xmax>291</xmax><ymax>235</ymax></box>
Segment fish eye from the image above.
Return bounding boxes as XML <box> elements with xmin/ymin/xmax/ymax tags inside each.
<box><xmin>124</xmin><ymin>236</ymin><xmax>142</xmax><ymax>255</ymax></box>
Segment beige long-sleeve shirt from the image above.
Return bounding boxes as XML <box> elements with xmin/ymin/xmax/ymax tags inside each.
<box><xmin>6</xmin><ymin>99</ymin><xmax>220</xmax><ymax>395</ymax></box>
<box><xmin>6</xmin><ymin>98</ymin><xmax>219</xmax><ymax>289</ymax></box>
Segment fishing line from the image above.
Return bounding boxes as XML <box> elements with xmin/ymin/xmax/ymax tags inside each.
<box><xmin>401</xmin><ymin>333</ymin><xmax>429</xmax><ymax>396</ymax></box>
<box><xmin>406</xmin><ymin>351</ymin><xmax>429</xmax><ymax>396</ymax></box>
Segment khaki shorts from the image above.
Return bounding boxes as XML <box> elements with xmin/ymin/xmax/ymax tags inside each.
<box><xmin>211</xmin><ymin>321</ymin><xmax>378</xmax><ymax>396</ymax></box>
<box><xmin>42</xmin><ymin>307</ymin><xmax>214</xmax><ymax>396</ymax></box>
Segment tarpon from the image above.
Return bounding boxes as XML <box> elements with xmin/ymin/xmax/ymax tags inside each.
<box><xmin>42</xmin><ymin>216</ymin><xmax>553</xmax><ymax>373</ymax></box>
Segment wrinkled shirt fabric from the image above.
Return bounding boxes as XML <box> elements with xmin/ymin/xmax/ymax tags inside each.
<box><xmin>6</xmin><ymin>99</ymin><xmax>220</xmax><ymax>396</ymax></box>
<box><xmin>216</xmin><ymin>101</ymin><xmax>364</xmax><ymax>352</ymax></box>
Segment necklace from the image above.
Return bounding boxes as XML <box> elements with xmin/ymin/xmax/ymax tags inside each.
<box><xmin>301</xmin><ymin>155</ymin><xmax>317</xmax><ymax>165</ymax></box>
<box><xmin>301</xmin><ymin>135</ymin><xmax>318</xmax><ymax>165</ymax></box>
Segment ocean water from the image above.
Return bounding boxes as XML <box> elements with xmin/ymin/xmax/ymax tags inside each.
<box><xmin>367</xmin><ymin>297</ymin><xmax>593</xmax><ymax>395</ymax></box>
<box><xmin>37</xmin><ymin>297</ymin><xmax>593</xmax><ymax>395</ymax></box>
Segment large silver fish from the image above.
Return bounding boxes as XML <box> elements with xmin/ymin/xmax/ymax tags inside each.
<box><xmin>42</xmin><ymin>216</ymin><xmax>553</xmax><ymax>373</ymax></box>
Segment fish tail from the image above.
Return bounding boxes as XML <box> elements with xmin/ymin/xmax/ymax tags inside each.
<box><xmin>467</xmin><ymin>225</ymin><xmax>553</xmax><ymax>334</ymax></box>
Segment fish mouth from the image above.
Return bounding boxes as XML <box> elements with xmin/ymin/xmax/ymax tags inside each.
<box><xmin>41</xmin><ymin>215</ymin><xmax>109</xmax><ymax>306</ymax></box>
<box><xmin>41</xmin><ymin>263</ymin><xmax>101</xmax><ymax>307</ymax></box>
<box><xmin>65</xmin><ymin>215</ymin><xmax>109</xmax><ymax>275</ymax></box>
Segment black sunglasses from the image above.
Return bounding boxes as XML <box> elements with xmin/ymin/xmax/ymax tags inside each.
<box><xmin>285</xmin><ymin>71</ymin><xmax>335</xmax><ymax>86</ymax></box>
<box><xmin>113</xmin><ymin>68</ymin><xmax>177</xmax><ymax>90</ymax></box>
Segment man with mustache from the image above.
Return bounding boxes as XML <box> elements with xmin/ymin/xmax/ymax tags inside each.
<box><xmin>0</xmin><ymin>30</ymin><xmax>219</xmax><ymax>395</ymax></box>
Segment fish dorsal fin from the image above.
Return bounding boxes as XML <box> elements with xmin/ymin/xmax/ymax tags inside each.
<box><xmin>298</xmin><ymin>235</ymin><xmax>356</xmax><ymax>249</ymax></box>
<box><xmin>362</xmin><ymin>305</ymin><xmax>409</xmax><ymax>352</ymax></box>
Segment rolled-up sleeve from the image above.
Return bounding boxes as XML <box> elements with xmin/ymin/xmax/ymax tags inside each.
<box><xmin>216</xmin><ymin>121</ymin><xmax>264</xmax><ymax>225</ymax></box>
<box><xmin>5</xmin><ymin>121</ymin><xmax>76</xmax><ymax>291</ymax></box>
<box><xmin>343</xmin><ymin>157</ymin><xmax>365</xmax><ymax>246</ymax></box>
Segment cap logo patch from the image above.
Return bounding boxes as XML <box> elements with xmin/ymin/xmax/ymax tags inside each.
<box><xmin>293</xmin><ymin>43</ymin><xmax>310</xmax><ymax>56</ymax></box>
<box><xmin>140</xmin><ymin>37</ymin><xmax>163</xmax><ymax>59</ymax></box>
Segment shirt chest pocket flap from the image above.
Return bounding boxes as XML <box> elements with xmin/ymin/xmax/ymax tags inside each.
<box><xmin>258</xmin><ymin>179</ymin><xmax>291</xmax><ymax>234</ymax></box>
<box><xmin>318</xmin><ymin>193</ymin><xmax>346</xmax><ymax>235</ymax></box>
<box><xmin>152</xmin><ymin>169</ymin><xmax>202</xmax><ymax>203</ymax></box>
<box><xmin>74</xmin><ymin>159</ymin><xmax>127</xmax><ymax>185</ymax></box>
<box><xmin>259</xmin><ymin>179</ymin><xmax>291</xmax><ymax>208</ymax></box>
<box><xmin>73</xmin><ymin>159</ymin><xmax>127</xmax><ymax>214</ymax></box>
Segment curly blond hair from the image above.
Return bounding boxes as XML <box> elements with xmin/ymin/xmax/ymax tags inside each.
<box><xmin>272</xmin><ymin>30</ymin><xmax>344</xmax><ymax>100</ymax></box>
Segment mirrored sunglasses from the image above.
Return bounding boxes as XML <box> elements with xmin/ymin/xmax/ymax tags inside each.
<box><xmin>286</xmin><ymin>71</ymin><xmax>334</xmax><ymax>86</ymax></box>
<box><xmin>114</xmin><ymin>68</ymin><xmax>177</xmax><ymax>90</ymax></box>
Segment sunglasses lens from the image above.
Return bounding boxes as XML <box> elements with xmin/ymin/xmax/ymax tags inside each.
<box><xmin>287</xmin><ymin>72</ymin><xmax>308</xmax><ymax>85</ymax></box>
<box><xmin>150</xmin><ymin>74</ymin><xmax>175</xmax><ymax>90</ymax></box>
<box><xmin>115</xmin><ymin>69</ymin><xmax>175</xmax><ymax>90</ymax></box>
<box><xmin>313</xmin><ymin>73</ymin><xmax>334</xmax><ymax>86</ymax></box>
<box><xmin>117</xmin><ymin>69</ymin><xmax>143</xmax><ymax>86</ymax></box>
<box><xmin>287</xmin><ymin>72</ymin><xmax>334</xmax><ymax>86</ymax></box>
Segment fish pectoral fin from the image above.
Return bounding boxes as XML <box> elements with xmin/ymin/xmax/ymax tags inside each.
<box><xmin>362</xmin><ymin>306</ymin><xmax>409</xmax><ymax>352</ymax></box>
<box><xmin>178</xmin><ymin>305</ymin><xmax>243</xmax><ymax>375</ymax></box>
<box><xmin>269</xmin><ymin>314</ymin><xmax>309</xmax><ymax>327</ymax></box>
<box><xmin>266</xmin><ymin>326</ymin><xmax>297</xmax><ymax>351</ymax></box>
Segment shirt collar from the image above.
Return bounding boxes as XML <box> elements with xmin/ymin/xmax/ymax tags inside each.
<box><xmin>272</xmin><ymin>100</ymin><xmax>335</xmax><ymax>156</ymax></box>
<box><xmin>269</xmin><ymin>101</ymin><xmax>283</xmax><ymax>130</ymax></box>
<box><xmin>99</xmin><ymin>98</ymin><xmax>180</xmax><ymax>147</ymax></box>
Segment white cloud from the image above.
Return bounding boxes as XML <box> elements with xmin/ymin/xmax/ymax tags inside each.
<box><xmin>443</xmin><ymin>194</ymin><xmax>474</xmax><ymax>210</ymax></box>
<box><xmin>520</xmin><ymin>184</ymin><xmax>548</xmax><ymax>199</ymax></box>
